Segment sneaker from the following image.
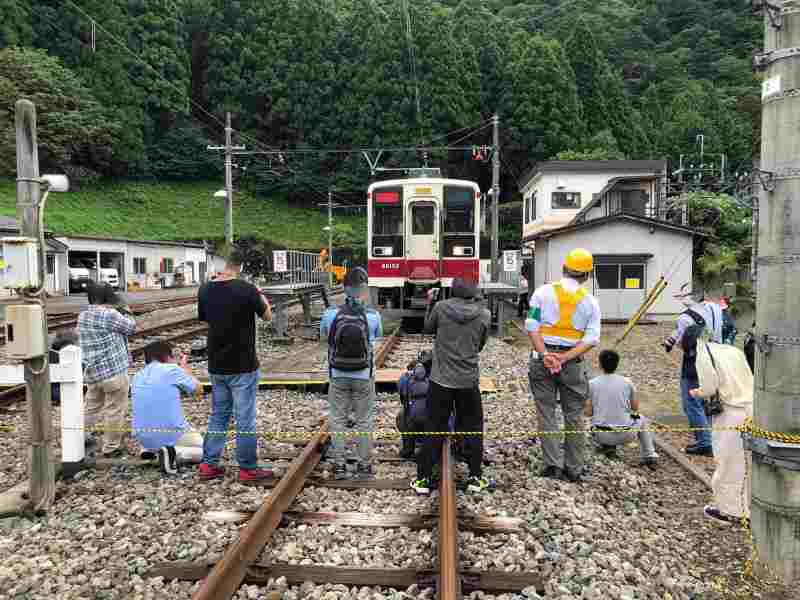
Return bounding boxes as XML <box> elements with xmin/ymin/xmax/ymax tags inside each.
<box><xmin>640</xmin><ymin>457</ymin><xmax>658</xmax><ymax>470</ymax></box>
<box><xmin>239</xmin><ymin>468</ymin><xmax>275</xmax><ymax>484</ymax></box>
<box><xmin>198</xmin><ymin>463</ymin><xmax>225</xmax><ymax>481</ymax></box>
<box><xmin>686</xmin><ymin>445</ymin><xmax>713</xmax><ymax>457</ymax></box>
<box><xmin>140</xmin><ymin>450</ymin><xmax>157</xmax><ymax>461</ymax></box>
<box><xmin>158</xmin><ymin>446</ymin><xmax>178</xmax><ymax>475</ymax></box>
<box><xmin>704</xmin><ymin>505</ymin><xmax>736</xmax><ymax>526</ymax></box>
<box><xmin>101</xmin><ymin>448</ymin><xmax>125</xmax><ymax>459</ymax></box>
<box><xmin>540</xmin><ymin>466</ymin><xmax>562</xmax><ymax>479</ymax></box>
<box><xmin>333</xmin><ymin>464</ymin><xmax>349</xmax><ymax>480</ymax></box>
<box><xmin>411</xmin><ymin>478</ymin><xmax>431</xmax><ymax>496</ymax></box>
<box><xmin>466</xmin><ymin>476</ymin><xmax>491</xmax><ymax>494</ymax></box>
<box><xmin>353</xmin><ymin>463</ymin><xmax>373</xmax><ymax>480</ymax></box>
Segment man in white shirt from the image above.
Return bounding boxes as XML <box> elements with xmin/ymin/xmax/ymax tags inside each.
<box><xmin>526</xmin><ymin>248</ymin><xmax>602</xmax><ymax>482</ymax></box>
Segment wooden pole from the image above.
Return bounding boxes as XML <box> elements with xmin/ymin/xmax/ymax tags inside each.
<box><xmin>15</xmin><ymin>99</ymin><xmax>55</xmax><ymax>511</ymax></box>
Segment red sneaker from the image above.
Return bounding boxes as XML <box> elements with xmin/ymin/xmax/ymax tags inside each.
<box><xmin>239</xmin><ymin>468</ymin><xmax>275</xmax><ymax>484</ymax></box>
<box><xmin>198</xmin><ymin>463</ymin><xmax>225</xmax><ymax>481</ymax></box>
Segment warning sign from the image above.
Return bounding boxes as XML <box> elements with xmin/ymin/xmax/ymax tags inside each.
<box><xmin>273</xmin><ymin>251</ymin><xmax>287</xmax><ymax>273</ymax></box>
<box><xmin>625</xmin><ymin>278</ymin><xmax>641</xmax><ymax>289</ymax></box>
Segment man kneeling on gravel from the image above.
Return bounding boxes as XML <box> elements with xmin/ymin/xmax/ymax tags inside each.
<box><xmin>132</xmin><ymin>341</ymin><xmax>203</xmax><ymax>475</ymax></box>
<box><xmin>585</xmin><ymin>349</ymin><xmax>658</xmax><ymax>468</ymax></box>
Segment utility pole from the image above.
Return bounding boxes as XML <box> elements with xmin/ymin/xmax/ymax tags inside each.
<box><xmin>15</xmin><ymin>100</ymin><xmax>55</xmax><ymax>511</ymax></box>
<box><xmin>207</xmin><ymin>112</ymin><xmax>244</xmax><ymax>247</ymax></box>
<box><xmin>750</xmin><ymin>1</ymin><xmax>800</xmax><ymax>584</ymax></box>
<box><xmin>490</xmin><ymin>114</ymin><xmax>500</xmax><ymax>283</ymax></box>
<box><xmin>328</xmin><ymin>189</ymin><xmax>333</xmax><ymax>288</ymax></box>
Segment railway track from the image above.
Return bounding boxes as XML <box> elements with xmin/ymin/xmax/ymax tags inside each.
<box><xmin>146</xmin><ymin>431</ymin><xmax>540</xmax><ymax>598</ymax></box>
<box><xmin>0</xmin><ymin>296</ymin><xmax>199</xmax><ymax>344</ymax></box>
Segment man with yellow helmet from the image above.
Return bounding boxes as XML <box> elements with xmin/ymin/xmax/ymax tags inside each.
<box><xmin>526</xmin><ymin>248</ymin><xmax>601</xmax><ymax>482</ymax></box>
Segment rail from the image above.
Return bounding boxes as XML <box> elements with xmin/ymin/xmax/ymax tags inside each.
<box><xmin>438</xmin><ymin>437</ymin><xmax>461</xmax><ymax>599</ymax></box>
<box><xmin>192</xmin><ymin>426</ymin><xmax>330</xmax><ymax>600</ymax></box>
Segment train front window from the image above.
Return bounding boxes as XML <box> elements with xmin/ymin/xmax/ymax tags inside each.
<box><xmin>412</xmin><ymin>204</ymin><xmax>435</xmax><ymax>235</ymax></box>
<box><xmin>444</xmin><ymin>186</ymin><xmax>475</xmax><ymax>233</ymax></box>
<box><xmin>373</xmin><ymin>205</ymin><xmax>402</xmax><ymax>235</ymax></box>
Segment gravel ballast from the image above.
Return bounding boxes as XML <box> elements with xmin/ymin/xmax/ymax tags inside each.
<box><xmin>0</xmin><ymin>317</ymin><xmax>788</xmax><ymax>599</ymax></box>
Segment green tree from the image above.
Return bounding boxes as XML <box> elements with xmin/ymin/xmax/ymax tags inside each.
<box><xmin>0</xmin><ymin>47</ymin><xmax>121</xmax><ymax>178</ymax></box>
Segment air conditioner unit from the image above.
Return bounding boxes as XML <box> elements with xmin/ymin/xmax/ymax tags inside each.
<box><xmin>374</xmin><ymin>247</ymin><xmax>394</xmax><ymax>257</ymax></box>
<box><xmin>453</xmin><ymin>246</ymin><xmax>474</xmax><ymax>257</ymax></box>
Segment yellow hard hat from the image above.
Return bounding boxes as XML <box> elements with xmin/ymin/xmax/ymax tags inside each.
<box><xmin>564</xmin><ymin>248</ymin><xmax>594</xmax><ymax>273</ymax></box>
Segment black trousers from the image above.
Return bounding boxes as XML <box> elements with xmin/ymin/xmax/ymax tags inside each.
<box><xmin>417</xmin><ymin>381</ymin><xmax>483</xmax><ymax>479</ymax></box>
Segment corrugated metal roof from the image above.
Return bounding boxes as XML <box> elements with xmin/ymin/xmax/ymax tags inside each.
<box><xmin>523</xmin><ymin>213</ymin><xmax>702</xmax><ymax>243</ymax></box>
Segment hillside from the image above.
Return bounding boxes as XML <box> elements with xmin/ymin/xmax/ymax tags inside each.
<box><xmin>0</xmin><ymin>179</ymin><xmax>364</xmax><ymax>250</ymax></box>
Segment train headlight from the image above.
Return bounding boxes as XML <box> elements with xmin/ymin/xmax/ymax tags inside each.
<box><xmin>453</xmin><ymin>246</ymin><xmax>474</xmax><ymax>257</ymax></box>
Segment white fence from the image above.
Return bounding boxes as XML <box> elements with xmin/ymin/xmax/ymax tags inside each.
<box><xmin>0</xmin><ymin>346</ymin><xmax>84</xmax><ymax>466</ymax></box>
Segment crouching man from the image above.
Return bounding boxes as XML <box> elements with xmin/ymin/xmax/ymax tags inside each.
<box><xmin>132</xmin><ymin>341</ymin><xmax>203</xmax><ymax>475</ymax></box>
<box><xmin>397</xmin><ymin>354</ymin><xmax>431</xmax><ymax>460</ymax></box>
<box><xmin>586</xmin><ymin>350</ymin><xmax>658</xmax><ymax>468</ymax></box>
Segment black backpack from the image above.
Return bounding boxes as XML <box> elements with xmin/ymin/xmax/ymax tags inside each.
<box><xmin>328</xmin><ymin>303</ymin><xmax>371</xmax><ymax>371</ymax></box>
<box><xmin>681</xmin><ymin>308</ymin><xmax>707</xmax><ymax>360</ymax></box>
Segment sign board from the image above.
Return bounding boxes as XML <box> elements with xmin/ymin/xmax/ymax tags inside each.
<box><xmin>762</xmin><ymin>75</ymin><xmax>782</xmax><ymax>99</ymax></box>
<box><xmin>503</xmin><ymin>250</ymin><xmax>518</xmax><ymax>273</ymax></box>
<box><xmin>625</xmin><ymin>278</ymin><xmax>641</xmax><ymax>289</ymax></box>
<box><xmin>273</xmin><ymin>250</ymin><xmax>287</xmax><ymax>273</ymax></box>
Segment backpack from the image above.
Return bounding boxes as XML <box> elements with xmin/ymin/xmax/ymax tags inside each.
<box><xmin>680</xmin><ymin>308</ymin><xmax>707</xmax><ymax>361</ymax></box>
<box><xmin>328</xmin><ymin>303</ymin><xmax>371</xmax><ymax>372</ymax></box>
<box><xmin>743</xmin><ymin>331</ymin><xmax>756</xmax><ymax>374</ymax></box>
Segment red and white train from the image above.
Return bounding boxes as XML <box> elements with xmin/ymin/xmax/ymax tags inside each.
<box><xmin>367</xmin><ymin>169</ymin><xmax>482</xmax><ymax>314</ymax></box>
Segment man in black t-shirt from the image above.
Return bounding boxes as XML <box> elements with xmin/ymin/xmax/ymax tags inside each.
<box><xmin>197</xmin><ymin>249</ymin><xmax>273</xmax><ymax>484</ymax></box>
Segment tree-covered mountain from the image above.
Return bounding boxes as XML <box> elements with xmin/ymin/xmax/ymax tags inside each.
<box><xmin>0</xmin><ymin>0</ymin><xmax>762</xmax><ymax>200</ymax></box>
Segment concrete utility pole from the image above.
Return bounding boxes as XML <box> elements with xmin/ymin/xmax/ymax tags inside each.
<box><xmin>15</xmin><ymin>100</ymin><xmax>55</xmax><ymax>511</ymax></box>
<box><xmin>328</xmin><ymin>189</ymin><xmax>333</xmax><ymax>288</ymax></box>
<box><xmin>490</xmin><ymin>114</ymin><xmax>500</xmax><ymax>283</ymax></box>
<box><xmin>207</xmin><ymin>112</ymin><xmax>245</xmax><ymax>247</ymax></box>
<box><xmin>751</xmin><ymin>2</ymin><xmax>800</xmax><ymax>584</ymax></box>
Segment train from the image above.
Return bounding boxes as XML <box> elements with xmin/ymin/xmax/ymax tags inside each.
<box><xmin>367</xmin><ymin>168</ymin><xmax>483</xmax><ymax>314</ymax></box>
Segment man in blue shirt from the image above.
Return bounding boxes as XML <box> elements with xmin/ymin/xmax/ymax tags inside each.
<box><xmin>132</xmin><ymin>341</ymin><xmax>203</xmax><ymax>475</ymax></box>
<box><xmin>320</xmin><ymin>267</ymin><xmax>383</xmax><ymax>479</ymax></box>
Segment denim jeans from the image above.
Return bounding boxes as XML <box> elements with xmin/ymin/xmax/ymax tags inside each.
<box><xmin>202</xmin><ymin>370</ymin><xmax>260</xmax><ymax>469</ymax></box>
<box><xmin>681</xmin><ymin>376</ymin><xmax>712</xmax><ymax>448</ymax></box>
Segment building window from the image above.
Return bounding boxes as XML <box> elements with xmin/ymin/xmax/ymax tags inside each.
<box><xmin>594</xmin><ymin>263</ymin><xmax>646</xmax><ymax>290</ymax></box>
<box><xmin>532</xmin><ymin>190</ymin><xmax>537</xmax><ymax>220</ymax></box>
<box><xmin>552</xmin><ymin>191</ymin><xmax>581</xmax><ymax>209</ymax></box>
<box><xmin>133</xmin><ymin>257</ymin><xmax>146</xmax><ymax>274</ymax></box>
<box><xmin>160</xmin><ymin>258</ymin><xmax>174</xmax><ymax>273</ymax></box>
<box><xmin>46</xmin><ymin>254</ymin><xmax>55</xmax><ymax>275</ymax></box>
<box><xmin>524</xmin><ymin>195</ymin><xmax>530</xmax><ymax>224</ymax></box>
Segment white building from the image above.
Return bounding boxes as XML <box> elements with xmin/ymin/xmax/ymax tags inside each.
<box><xmin>521</xmin><ymin>165</ymin><xmax>701</xmax><ymax>320</ymax></box>
<box><xmin>55</xmin><ymin>235</ymin><xmax>223</xmax><ymax>293</ymax></box>
<box><xmin>519</xmin><ymin>160</ymin><xmax>669</xmax><ymax>248</ymax></box>
<box><xmin>0</xmin><ymin>216</ymin><xmax>69</xmax><ymax>296</ymax></box>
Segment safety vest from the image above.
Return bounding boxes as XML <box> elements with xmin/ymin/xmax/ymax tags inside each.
<box><xmin>539</xmin><ymin>282</ymin><xmax>588</xmax><ymax>341</ymax></box>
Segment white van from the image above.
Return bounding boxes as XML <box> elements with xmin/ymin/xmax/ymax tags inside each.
<box><xmin>99</xmin><ymin>268</ymin><xmax>119</xmax><ymax>289</ymax></box>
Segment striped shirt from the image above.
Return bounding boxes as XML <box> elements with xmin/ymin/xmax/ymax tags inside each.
<box><xmin>78</xmin><ymin>305</ymin><xmax>136</xmax><ymax>384</ymax></box>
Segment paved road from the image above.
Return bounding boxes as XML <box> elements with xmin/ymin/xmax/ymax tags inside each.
<box><xmin>0</xmin><ymin>287</ymin><xmax>200</xmax><ymax>316</ymax></box>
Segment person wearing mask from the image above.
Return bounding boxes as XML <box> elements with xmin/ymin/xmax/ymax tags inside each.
<box><xmin>527</xmin><ymin>248</ymin><xmax>601</xmax><ymax>483</ymax></box>
<box><xmin>411</xmin><ymin>277</ymin><xmax>491</xmax><ymax>496</ymax></box>
<box><xmin>320</xmin><ymin>267</ymin><xmax>383</xmax><ymax>480</ymax></box>
<box><xmin>131</xmin><ymin>341</ymin><xmax>204</xmax><ymax>475</ymax></box>
<box><xmin>197</xmin><ymin>248</ymin><xmax>274</xmax><ymax>484</ymax></box>
<box><xmin>719</xmin><ymin>297</ymin><xmax>737</xmax><ymax>346</ymax></box>
<box><xmin>663</xmin><ymin>283</ymin><xmax>723</xmax><ymax>456</ymax></box>
<box><xmin>586</xmin><ymin>349</ymin><xmax>658</xmax><ymax>467</ymax></box>
<box><xmin>689</xmin><ymin>340</ymin><xmax>753</xmax><ymax>525</ymax></box>
<box><xmin>79</xmin><ymin>282</ymin><xmax>136</xmax><ymax>458</ymax></box>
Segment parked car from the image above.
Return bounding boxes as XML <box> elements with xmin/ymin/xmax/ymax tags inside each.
<box><xmin>68</xmin><ymin>266</ymin><xmax>91</xmax><ymax>293</ymax></box>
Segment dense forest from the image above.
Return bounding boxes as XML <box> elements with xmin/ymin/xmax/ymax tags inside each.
<box><xmin>0</xmin><ymin>0</ymin><xmax>762</xmax><ymax>203</ymax></box>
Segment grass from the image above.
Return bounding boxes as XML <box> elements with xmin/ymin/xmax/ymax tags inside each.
<box><xmin>0</xmin><ymin>179</ymin><xmax>364</xmax><ymax>250</ymax></box>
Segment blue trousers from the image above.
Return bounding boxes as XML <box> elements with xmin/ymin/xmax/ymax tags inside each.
<box><xmin>202</xmin><ymin>370</ymin><xmax>260</xmax><ymax>469</ymax></box>
<box><xmin>681</xmin><ymin>377</ymin><xmax>712</xmax><ymax>448</ymax></box>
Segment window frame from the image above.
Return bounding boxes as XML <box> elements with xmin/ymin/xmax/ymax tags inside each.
<box><xmin>411</xmin><ymin>202</ymin><xmax>435</xmax><ymax>235</ymax></box>
<box><xmin>593</xmin><ymin>263</ymin><xmax>646</xmax><ymax>290</ymax></box>
<box><xmin>161</xmin><ymin>258</ymin><xmax>174</xmax><ymax>274</ymax></box>
<box><xmin>551</xmin><ymin>191</ymin><xmax>581</xmax><ymax>210</ymax></box>
<box><xmin>443</xmin><ymin>185</ymin><xmax>475</xmax><ymax>234</ymax></box>
<box><xmin>133</xmin><ymin>257</ymin><xmax>147</xmax><ymax>275</ymax></box>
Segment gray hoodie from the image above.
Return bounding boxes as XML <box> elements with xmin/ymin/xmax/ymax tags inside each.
<box><xmin>424</xmin><ymin>297</ymin><xmax>491</xmax><ymax>388</ymax></box>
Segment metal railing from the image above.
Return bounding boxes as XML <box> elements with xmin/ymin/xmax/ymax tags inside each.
<box><xmin>263</xmin><ymin>250</ymin><xmax>330</xmax><ymax>288</ymax></box>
